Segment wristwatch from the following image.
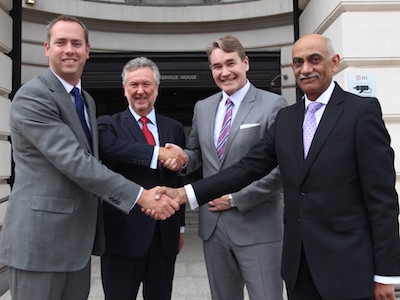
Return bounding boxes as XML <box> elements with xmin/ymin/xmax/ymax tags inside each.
<box><xmin>227</xmin><ymin>194</ymin><xmax>237</xmax><ymax>207</ymax></box>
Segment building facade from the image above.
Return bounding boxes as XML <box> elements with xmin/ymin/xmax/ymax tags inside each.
<box><xmin>0</xmin><ymin>0</ymin><xmax>400</xmax><ymax>294</ymax></box>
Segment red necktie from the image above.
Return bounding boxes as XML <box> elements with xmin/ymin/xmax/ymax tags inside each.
<box><xmin>140</xmin><ymin>117</ymin><xmax>156</xmax><ymax>145</ymax></box>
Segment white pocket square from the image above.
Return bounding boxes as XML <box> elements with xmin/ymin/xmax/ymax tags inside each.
<box><xmin>240</xmin><ymin>123</ymin><xmax>260</xmax><ymax>129</ymax></box>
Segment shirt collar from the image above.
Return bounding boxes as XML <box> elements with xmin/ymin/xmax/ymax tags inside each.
<box><xmin>129</xmin><ymin>106</ymin><xmax>157</xmax><ymax>125</ymax></box>
<box><xmin>221</xmin><ymin>80</ymin><xmax>250</xmax><ymax>106</ymax></box>
<box><xmin>50</xmin><ymin>68</ymin><xmax>82</xmax><ymax>94</ymax></box>
<box><xmin>304</xmin><ymin>81</ymin><xmax>335</xmax><ymax>109</ymax></box>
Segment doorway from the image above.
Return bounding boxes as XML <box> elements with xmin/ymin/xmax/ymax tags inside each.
<box><xmin>82</xmin><ymin>51</ymin><xmax>281</xmax><ymax>126</ymax></box>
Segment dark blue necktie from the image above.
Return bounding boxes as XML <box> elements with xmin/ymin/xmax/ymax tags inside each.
<box><xmin>70</xmin><ymin>87</ymin><xmax>93</xmax><ymax>151</ymax></box>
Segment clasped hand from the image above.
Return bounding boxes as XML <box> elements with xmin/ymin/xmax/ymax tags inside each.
<box><xmin>207</xmin><ymin>194</ymin><xmax>232</xmax><ymax>212</ymax></box>
<box><xmin>140</xmin><ymin>186</ymin><xmax>185</xmax><ymax>220</ymax></box>
<box><xmin>159</xmin><ymin>143</ymin><xmax>188</xmax><ymax>171</ymax></box>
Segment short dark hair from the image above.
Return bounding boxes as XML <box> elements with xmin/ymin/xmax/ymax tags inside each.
<box><xmin>46</xmin><ymin>15</ymin><xmax>89</xmax><ymax>45</ymax></box>
<box><xmin>206</xmin><ymin>35</ymin><xmax>246</xmax><ymax>63</ymax></box>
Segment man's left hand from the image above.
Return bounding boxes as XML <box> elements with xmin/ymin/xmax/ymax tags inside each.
<box><xmin>373</xmin><ymin>283</ymin><xmax>396</xmax><ymax>300</ymax></box>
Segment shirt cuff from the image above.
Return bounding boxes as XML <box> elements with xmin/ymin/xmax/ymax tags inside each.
<box><xmin>185</xmin><ymin>184</ymin><xmax>199</xmax><ymax>210</ymax></box>
<box><xmin>150</xmin><ymin>146</ymin><xmax>159</xmax><ymax>169</ymax></box>
<box><xmin>374</xmin><ymin>275</ymin><xmax>400</xmax><ymax>284</ymax></box>
<box><xmin>132</xmin><ymin>187</ymin><xmax>143</xmax><ymax>210</ymax></box>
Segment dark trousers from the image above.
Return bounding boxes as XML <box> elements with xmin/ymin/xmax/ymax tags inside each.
<box><xmin>101</xmin><ymin>224</ymin><xmax>177</xmax><ymax>300</ymax></box>
<box><xmin>286</xmin><ymin>248</ymin><xmax>371</xmax><ymax>300</ymax></box>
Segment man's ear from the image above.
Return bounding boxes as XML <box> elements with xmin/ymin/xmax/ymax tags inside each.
<box><xmin>332</xmin><ymin>54</ymin><xmax>340</xmax><ymax>73</ymax></box>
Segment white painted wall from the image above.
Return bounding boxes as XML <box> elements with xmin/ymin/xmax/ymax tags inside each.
<box><xmin>298</xmin><ymin>0</ymin><xmax>400</xmax><ymax>193</ymax></box>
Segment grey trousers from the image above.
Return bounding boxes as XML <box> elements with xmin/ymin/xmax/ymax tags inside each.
<box><xmin>8</xmin><ymin>259</ymin><xmax>91</xmax><ymax>300</ymax></box>
<box><xmin>203</xmin><ymin>217</ymin><xmax>283</xmax><ymax>300</ymax></box>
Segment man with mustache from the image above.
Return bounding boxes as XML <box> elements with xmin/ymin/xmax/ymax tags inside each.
<box><xmin>154</xmin><ymin>34</ymin><xmax>400</xmax><ymax>299</ymax></box>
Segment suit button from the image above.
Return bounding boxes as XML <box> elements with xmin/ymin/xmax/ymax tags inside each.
<box><xmin>300</xmin><ymin>192</ymin><xmax>306</xmax><ymax>196</ymax></box>
<box><xmin>109</xmin><ymin>197</ymin><xmax>121</xmax><ymax>205</ymax></box>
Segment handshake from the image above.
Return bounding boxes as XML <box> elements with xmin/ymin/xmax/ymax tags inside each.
<box><xmin>137</xmin><ymin>186</ymin><xmax>187</xmax><ymax>220</ymax></box>
<box><xmin>138</xmin><ymin>143</ymin><xmax>230</xmax><ymax>220</ymax></box>
<box><xmin>136</xmin><ymin>143</ymin><xmax>188</xmax><ymax>220</ymax></box>
<box><xmin>159</xmin><ymin>143</ymin><xmax>188</xmax><ymax>171</ymax></box>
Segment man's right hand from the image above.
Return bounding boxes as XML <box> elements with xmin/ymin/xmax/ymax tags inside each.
<box><xmin>159</xmin><ymin>143</ymin><xmax>188</xmax><ymax>171</ymax></box>
<box><xmin>141</xmin><ymin>186</ymin><xmax>187</xmax><ymax>219</ymax></box>
<box><xmin>137</xmin><ymin>186</ymin><xmax>180</xmax><ymax>220</ymax></box>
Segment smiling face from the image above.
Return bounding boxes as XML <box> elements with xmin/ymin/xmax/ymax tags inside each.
<box><xmin>123</xmin><ymin>67</ymin><xmax>159</xmax><ymax>116</ymax></box>
<box><xmin>45</xmin><ymin>20</ymin><xmax>90</xmax><ymax>86</ymax></box>
<box><xmin>209</xmin><ymin>48</ymin><xmax>249</xmax><ymax>96</ymax></box>
<box><xmin>291</xmin><ymin>34</ymin><xmax>340</xmax><ymax>100</ymax></box>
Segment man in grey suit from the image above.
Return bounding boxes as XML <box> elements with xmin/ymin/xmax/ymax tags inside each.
<box><xmin>0</xmin><ymin>15</ymin><xmax>184</xmax><ymax>300</ymax></box>
<box><xmin>156</xmin><ymin>34</ymin><xmax>400</xmax><ymax>299</ymax></box>
<box><xmin>168</xmin><ymin>35</ymin><xmax>287</xmax><ymax>299</ymax></box>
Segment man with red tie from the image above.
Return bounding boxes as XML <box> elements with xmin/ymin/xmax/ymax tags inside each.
<box><xmin>97</xmin><ymin>57</ymin><xmax>187</xmax><ymax>300</ymax></box>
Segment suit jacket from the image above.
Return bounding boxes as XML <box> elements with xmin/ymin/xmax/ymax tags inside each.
<box><xmin>97</xmin><ymin>109</ymin><xmax>185</xmax><ymax>259</ymax></box>
<box><xmin>190</xmin><ymin>83</ymin><xmax>400</xmax><ymax>299</ymax></box>
<box><xmin>184</xmin><ymin>83</ymin><xmax>286</xmax><ymax>245</ymax></box>
<box><xmin>0</xmin><ymin>68</ymin><xmax>141</xmax><ymax>273</ymax></box>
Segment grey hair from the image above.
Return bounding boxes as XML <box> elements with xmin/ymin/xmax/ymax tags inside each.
<box><xmin>121</xmin><ymin>57</ymin><xmax>161</xmax><ymax>86</ymax></box>
<box><xmin>324</xmin><ymin>36</ymin><xmax>336</xmax><ymax>59</ymax></box>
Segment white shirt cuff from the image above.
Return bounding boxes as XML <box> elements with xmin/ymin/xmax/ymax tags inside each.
<box><xmin>132</xmin><ymin>187</ymin><xmax>143</xmax><ymax>210</ymax></box>
<box><xmin>185</xmin><ymin>184</ymin><xmax>199</xmax><ymax>210</ymax></box>
<box><xmin>374</xmin><ymin>275</ymin><xmax>400</xmax><ymax>284</ymax></box>
<box><xmin>150</xmin><ymin>146</ymin><xmax>159</xmax><ymax>169</ymax></box>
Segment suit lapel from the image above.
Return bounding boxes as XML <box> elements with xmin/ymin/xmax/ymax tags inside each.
<box><xmin>207</xmin><ymin>93</ymin><xmax>223</xmax><ymax>162</ymax></box>
<box><xmin>82</xmin><ymin>89</ymin><xmax>97</xmax><ymax>156</ymax></box>
<box><xmin>157</xmin><ymin>115</ymin><xmax>167</xmax><ymax>146</ymax></box>
<box><xmin>42</xmin><ymin>69</ymin><xmax>94</xmax><ymax>154</ymax></box>
<box><xmin>220</xmin><ymin>85</ymin><xmax>256</xmax><ymax>165</ymax></box>
<box><xmin>121</xmin><ymin>109</ymin><xmax>148</xmax><ymax>144</ymax></box>
<box><xmin>291</xmin><ymin>100</ymin><xmax>307</xmax><ymax>172</ymax></box>
<box><xmin>300</xmin><ymin>85</ymin><xmax>345</xmax><ymax>182</ymax></box>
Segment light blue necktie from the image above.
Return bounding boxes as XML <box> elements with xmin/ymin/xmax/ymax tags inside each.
<box><xmin>303</xmin><ymin>101</ymin><xmax>323</xmax><ymax>158</ymax></box>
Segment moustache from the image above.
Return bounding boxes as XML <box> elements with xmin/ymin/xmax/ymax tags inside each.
<box><xmin>299</xmin><ymin>73</ymin><xmax>320</xmax><ymax>80</ymax></box>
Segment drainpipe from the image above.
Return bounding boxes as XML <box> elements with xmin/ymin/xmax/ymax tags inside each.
<box><xmin>293</xmin><ymin>0</ymin><xmax>303</xmax><ymax>102</ymax></box>
<box><xmin>11</xmin><ymin>0</ymin><xmax>22</xmax><ymax>99</ymax></box>
<box><xmin>8</xmin><ymin>0</ymin><xmax>22</xmax><ymax>188</ymax></box>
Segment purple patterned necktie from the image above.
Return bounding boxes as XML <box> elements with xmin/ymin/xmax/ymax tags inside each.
<box><xmin>303</xmin><ymin>101</ymin><xmax>323</xmax><ymax>158</ymax></box>
<box><xmin>216</xmin><ymin>98</ymin><xmax>233</xmax><ymax>160</ymax></box>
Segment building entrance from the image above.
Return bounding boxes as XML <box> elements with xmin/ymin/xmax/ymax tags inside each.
<box><xmin>82</xmin><ymin>51</ymin><xmax>281</xmax><ymax>126</ymax></box>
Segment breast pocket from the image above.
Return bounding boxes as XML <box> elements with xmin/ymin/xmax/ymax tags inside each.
<box><xmin>237</xmin><ymin>124</ymin><xmax>261</xmax><ymax>155</ymax></box>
